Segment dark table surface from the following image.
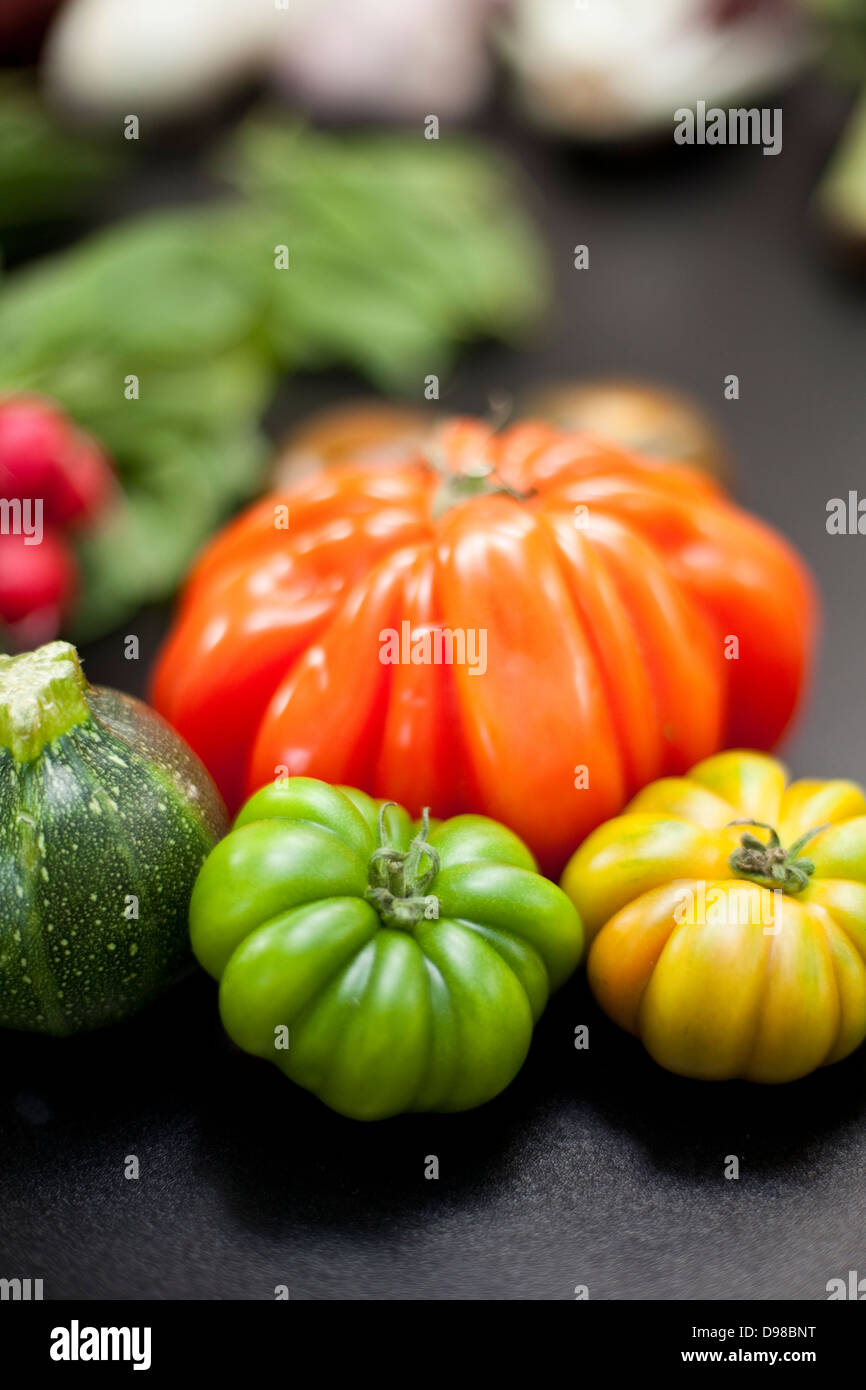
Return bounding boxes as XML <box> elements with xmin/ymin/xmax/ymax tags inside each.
<box><xmin>2</xmin><ymin>76</ymin><xmax>865</xmax><ymax>1301</ymax></box>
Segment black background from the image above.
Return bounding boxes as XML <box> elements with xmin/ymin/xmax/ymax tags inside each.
<box><xmin>2</xmin><ymin>76</ymin><xmax>866</xmax><ymax>1300</ymax></box>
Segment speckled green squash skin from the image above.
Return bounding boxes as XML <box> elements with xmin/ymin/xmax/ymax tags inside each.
<box><xmin>0</xmin><ymin>689</ymin><xmax>228</xmax><ymax>1035</ymax></box>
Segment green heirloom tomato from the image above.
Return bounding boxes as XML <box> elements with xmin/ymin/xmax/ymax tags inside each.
<box><xmin>190</xmin><ymin>778</ymin><xmax>584</xmax><ymax>1120</ymax></box>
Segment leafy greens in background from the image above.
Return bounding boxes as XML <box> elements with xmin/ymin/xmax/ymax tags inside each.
<box><xmin>217</xmin><ymin>120</ymin><xmax>546</xmax><ymax>378</ymax></box>
<box><xmin>803</xmin><ymin>0</ymin><xmax>866</xmax><ymax>80</ymax></box>
<box><xmin>802</xmin><ymin>0</ymin><xmax>866</xmax><ymax>247</ymax></box>
<box><xmin>817</xmin><ymin>91</ymin><xmax>866</xmax><ymax>247</ymax></box>
<box><xmin>0</xmin><ymin>74</ymin><xmax>117</xmax><ymax>243</ymax></box>
<box><xmin>0</xmin><ymin>113</ymin><xmax>548</xmax><ymax>640</ymax></box>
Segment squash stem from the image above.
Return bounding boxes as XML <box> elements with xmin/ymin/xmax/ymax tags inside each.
<box><xmin>0</xmin><ymin>641</ymin><xmax>91</xmax><ymax>763</ymax></box>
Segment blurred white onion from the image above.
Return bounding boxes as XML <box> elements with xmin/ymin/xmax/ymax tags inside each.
<box><xmin>41</xmin><ymin>0</ymin><xmax>502</xmax><ymax>124</ymax></box>
<box><xmin>499</xmin><ymin>0</ymin><xmax>813</xmax><ymax>140</ymax></box>
<box><xmin>269</xmin><ymin>0</ymin><xmax>501</xmax><ymax>121</ymax></box>
<box><xmin>42</xmin><ymin>0</ymin><xmax>280</xmax><ymax>120</ymax></box>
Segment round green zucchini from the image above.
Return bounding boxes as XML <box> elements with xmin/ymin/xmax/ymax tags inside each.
<box><xmin>0</xmin><ymin>641</ymin><xmax>228</xmax><ymax>1034</ymax></box>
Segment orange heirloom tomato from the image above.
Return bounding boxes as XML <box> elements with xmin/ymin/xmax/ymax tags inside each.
<box><xmin>561</xmin><ymin>751</ymin><xmax>866</xmax><ymax>1082</ymax></box>
<box><xmin>151</xmin><ymin>420</ymin><xmax>816</xmax><ymax>875</ymax></box>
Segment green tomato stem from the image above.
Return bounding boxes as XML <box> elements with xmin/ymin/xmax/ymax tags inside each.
<box><xmin>365</xmin><ymin>803</ymin><xmax>441</xmax><ymax>929</ymax></box>
<box><xmin>426</xmin><ymin>432</ymin><xmax>537</xmax><ymax>520</ymax></box>
<box><xmin>0</xmin><ymin>640</ymin><xmax>91</xmax><ymax>764</ymax></box>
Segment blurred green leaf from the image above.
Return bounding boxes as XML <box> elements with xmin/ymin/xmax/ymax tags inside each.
<box><xmin>0</xmin><ymin>75</ymin><xmax>118</xmax><ymax>237</ymax></box>
<box><xmin>0</xmin><ymin>114</ymin><xmax>548</xmax><ymax>640</ymax></box>
<box><xmin>220</xmin><ymin>118</ymin><xmax>549</xmax><ymax>362</ymax></box>
<box><xmin>817</xmin><ymin>86</ymin><xmax>866</xmax><ymax>239</ymax></box>
<box><xmin>801</xmin><ymin>0</ymin><xmax>866</xmax><ymax>79</ymax></box>
<box><xmin>70</xmin><ymin>424</ymin><xmax>267</xmax><ymax>642</ymax></box>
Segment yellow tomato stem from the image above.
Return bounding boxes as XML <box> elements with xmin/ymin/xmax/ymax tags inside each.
<box><xmin>727</xmin><ymin>820</ymin><xmax>829</xmax><ymax>894</ymax></box>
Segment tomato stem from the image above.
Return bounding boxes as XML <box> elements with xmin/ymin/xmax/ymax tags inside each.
<box><xmin>727</xmin><ymin>819</ymin><xmax>829</xmax><ymax>894</ymax></box>
<box><xmin>426</xmin><ymin>440</ymin><xmax>536</xmax><ymax>520</ymax></box>
<box><xmin>365</xmin><ymin>804</ymin><xmax>441</xmax><ymax>929</ymax></box>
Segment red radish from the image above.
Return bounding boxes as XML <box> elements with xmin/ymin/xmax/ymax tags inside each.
<box><xmin>47</xmin><ymin>436</ymin><xmax>116</xmax><ymax>528</ymax></box>
<box><xmin>0</xmin><ymin>395</ymin><xmax>115</xmax><ymax>529</ymax></box>
<box><xmin>0</xmin><ymin>397</ymin><xmax>72</xmax><ymax>501</ymax></box>
<box><xmin>0</xmin><ymin>396</ymin><xmax>114</xmax><ymax>641</ymax></box>
<box><xmin>0</xmin><ymin>528</ymin><xmax>77</xmax><ymax>645</ymax></box>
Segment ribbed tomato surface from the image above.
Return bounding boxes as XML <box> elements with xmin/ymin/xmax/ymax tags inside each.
<box><xmin>151</xmin><ymin>420</ymin><xmax>816</xmax><ymax>873</ymax></box>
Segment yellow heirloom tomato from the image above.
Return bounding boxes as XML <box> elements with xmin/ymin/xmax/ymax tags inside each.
<box><xmin>560</xmin><ymin>750</ymin><xmax>866</xmax><ymax>1083</ymax></box>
